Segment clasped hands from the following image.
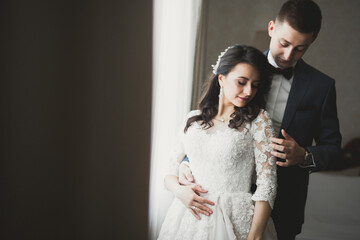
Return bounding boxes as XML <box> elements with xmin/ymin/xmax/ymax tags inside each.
<box><xmin>177</xmin><ymin>163</ymin><xmax>214</xmax><ymax>220</ymax></box>
<box><xmin>177</xmin><ymin>129</ymin><xmax>306</xmax><ymax>219</ymax></box>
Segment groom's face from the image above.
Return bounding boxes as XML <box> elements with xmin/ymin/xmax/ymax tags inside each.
<box><xmin>268</xmin><ymin>20</ymin><xmax>314</xmax><ymax>68</ymax></box>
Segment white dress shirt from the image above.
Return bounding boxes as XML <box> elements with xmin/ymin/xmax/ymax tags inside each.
<box><xmin>265</xmin><ymin>54</ymin><xmax>315</xmax><ymax>168</ymax></box>
<box><xmin>265</xmin><ymin>53</ymin><xmax>296</xmax><ymax>135</ymax></box>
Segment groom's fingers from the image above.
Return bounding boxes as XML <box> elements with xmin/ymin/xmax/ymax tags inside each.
<box><xmin>269</xmin><ymin>143</ymin><xmax>285</xmax><ymax>152</ymax></box>
<box><xmin>271</xmin><ymin>150</ymin><xmax>286</xmax><ymax>160</ymax></box>
<box><xmin>276</xmin><ymin>159</ymin><xmax>290</xmax><ymax>167</ymax></box>
<box><xmin>179</xmin><ymin>177</ymin><xmax>193</xmax><ymax>185</ymax></box>
<box><xmin>179</xmin><ymin>172</ymin><xmax>193</xmax><ymax>185</ymax></box>
<box><xmin>270</xmin><ymin>137</ymin><xmax>285</xmax><ymax>145</ymax></box>
<box><xmin>281</xmin><ymin>129</ymin><xmax>294</xmax><ymax>141</ymax></box>
<box><xmin>179</xmin><ymin>163</ymin><xmax>194</xmax><ymax>185</ymax></box>
<box><xmin>186</xmin><ymin>172</ymin><xmax>194</xmax><ymax>182</ymax></box>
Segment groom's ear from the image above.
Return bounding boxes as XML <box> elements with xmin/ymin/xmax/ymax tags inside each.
<box><xmin>268</xmin><ymin>20</ymin><xmax>275</xmax><ymax>37</ymax></box>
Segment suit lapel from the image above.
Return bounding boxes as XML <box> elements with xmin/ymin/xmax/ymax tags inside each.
<box><xmin>280</xmin><ymin>59</ymin><xmax>311</xmax><ymax>132</ymax></box>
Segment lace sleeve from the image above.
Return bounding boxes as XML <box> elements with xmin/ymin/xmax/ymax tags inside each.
<box><xmin>165</xmin><ymin>110</ymin><xmax>200</xmax><ymax>177</ymax></box>
<box><xmin>250</xmin><ymin>110</ymin><xmax>277</xmax><ymax>209</ymax></box>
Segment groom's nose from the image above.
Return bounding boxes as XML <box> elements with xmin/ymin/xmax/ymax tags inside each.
<box><xmin>283</xmin><ymin>48</ymin><xmax>294</xmax><ymax>61</ymax></box>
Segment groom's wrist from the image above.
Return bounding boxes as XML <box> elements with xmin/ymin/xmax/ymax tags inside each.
<box><xmin>299</xmin><ymin>148</ymin><xmax>315</xmax><ymax>167</ymax></box>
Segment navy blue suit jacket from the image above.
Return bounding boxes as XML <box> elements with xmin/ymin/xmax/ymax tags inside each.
<box><xmin>266</xmin><ymin>50</ymin><xmax>342</xmax><ymax>234</ymax></box>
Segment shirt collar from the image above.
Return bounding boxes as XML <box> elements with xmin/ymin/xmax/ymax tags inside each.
<box><xmin>267</xmin><ymin>52</ymin><xmax>297</xmax><ymax>69</ymax></box>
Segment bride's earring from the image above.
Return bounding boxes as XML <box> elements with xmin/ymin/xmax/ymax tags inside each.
<box><xmin>219</xmin><ymin>87</ymin><xmax>223</xmax><ymax>98</ymax></box>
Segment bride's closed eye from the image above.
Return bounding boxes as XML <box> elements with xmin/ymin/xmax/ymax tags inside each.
<box><xmin>238</xmin><ymin>80</ymin><xmax>247</xmax><ymax>86</ymax></box>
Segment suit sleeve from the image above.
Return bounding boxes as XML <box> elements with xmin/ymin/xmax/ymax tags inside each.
<box><xmin>308</xmin><ymin>80</ymin><xmax>342</xmax><ymax>171</ymax></box>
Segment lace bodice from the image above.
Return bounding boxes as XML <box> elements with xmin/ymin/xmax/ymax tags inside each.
<box><xmin>166</xmin><ymin>109</ymin><xmax>277</xmax><ymax>208</ymax></box>
<box><xmin>159</xmin><ymin>109</ymin><xmax>278</xmax><ymax>239</ymax></box>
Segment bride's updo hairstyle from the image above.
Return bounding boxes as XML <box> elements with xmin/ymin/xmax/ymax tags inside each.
<box><xmin>185</xmin><ymin>45</ymin><xmax>272</xmax><ymax>132</ymax></box>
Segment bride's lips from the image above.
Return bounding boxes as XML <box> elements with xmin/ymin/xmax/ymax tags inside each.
<box><xmin>238</xmin><ymin>97</ymin><xmax>248</xmax><ymax>101</ymax></box>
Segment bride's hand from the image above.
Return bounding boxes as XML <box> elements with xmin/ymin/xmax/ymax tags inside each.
<box><xmin>175</xmin><ymin>184</ymin><xmax>215</xmax><ymax>220</ymax></box>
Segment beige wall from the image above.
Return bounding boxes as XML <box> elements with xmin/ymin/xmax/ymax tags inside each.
<box><xmin>1</xmin><ymin>1</ymin><xmax>152</xmax><ymax>239</ymax></box>
<box><xmin>199</xmin><ymin>0</ymin><xmax>360</xmax><ymax>146</ymax></box>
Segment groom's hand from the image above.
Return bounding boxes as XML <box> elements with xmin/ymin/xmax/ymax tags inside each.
<box><xmin>179</xmin><ymin>162</ymin><xmax>195</xmax><ymax>185</ymax></box>
<box><xmin>269</xmin><ymin>129</ymin><xmax>306</xmax><ymax>167</ymax></box>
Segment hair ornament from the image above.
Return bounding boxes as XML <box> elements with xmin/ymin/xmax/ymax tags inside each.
<box><xmin>211</xmin><ymin>45</ymin><xmax>234</xmax><ymax>75</ymax></box>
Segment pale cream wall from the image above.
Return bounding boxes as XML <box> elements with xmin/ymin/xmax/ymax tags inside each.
<box><xmin>200</xmin><ymin>0</ymin><xmax>360</xmax><ymax>146</ymax></box>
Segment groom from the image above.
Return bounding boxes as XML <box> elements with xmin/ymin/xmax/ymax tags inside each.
<box><xmin>178</xmin><ymin>0</ymin><xmax>342</xmax><ymax>239</ymax></box>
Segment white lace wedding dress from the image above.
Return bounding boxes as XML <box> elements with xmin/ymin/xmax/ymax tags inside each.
<box><xmin>158</xmin><ymin>109</ymin><xmax>278</xmax><ymax>240</ymax></box>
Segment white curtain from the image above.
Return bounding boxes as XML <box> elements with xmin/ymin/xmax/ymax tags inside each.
<box><xmin>149</xmin><ymin>0</ymin><xmax>203</xmax><ymax>239</ymax></box>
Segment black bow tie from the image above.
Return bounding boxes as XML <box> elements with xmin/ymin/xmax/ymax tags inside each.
<box><xmin>271</xmin><ymin>66</ymin><xmax>294</xmax><ymax>80</ymax></box>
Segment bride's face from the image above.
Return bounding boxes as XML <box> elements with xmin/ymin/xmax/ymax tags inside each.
<box><xmin>219</xmin><ymin>63</ymin><xmax>260</xmax><ymax>108</ymax></box>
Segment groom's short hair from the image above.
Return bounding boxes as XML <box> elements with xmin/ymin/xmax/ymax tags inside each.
<box><xmin>277</xmin><ymin>0</ymin><xmax>322</xmax><ymax>40</ymax></box>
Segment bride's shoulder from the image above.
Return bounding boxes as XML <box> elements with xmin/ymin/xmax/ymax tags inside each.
<box><xmin>251</xmin><ymin>109</ymin><xmax>272</xmax><ymax>126</ymax></box>
<box><xmin>257</xmin><ymin>109</ymin><xmax>271</xmax><ymax>120</ymax></box>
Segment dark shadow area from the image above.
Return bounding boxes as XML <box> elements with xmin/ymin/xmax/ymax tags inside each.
<box><xmin>0</xmin><ymin>1</ymin><xmax>152</xmax><ymax>239</ymax></box>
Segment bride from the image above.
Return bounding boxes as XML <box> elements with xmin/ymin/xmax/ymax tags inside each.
<box><xmin>158</xmin><ymin>45</ymin><xmax>278</xmax><ymax>240</ymax></box>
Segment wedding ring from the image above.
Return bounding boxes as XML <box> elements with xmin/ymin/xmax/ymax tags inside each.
<box><xmin>191</xmin><ymin>206</ymin><xmax>197</xmax><ymax>210</ymax></box>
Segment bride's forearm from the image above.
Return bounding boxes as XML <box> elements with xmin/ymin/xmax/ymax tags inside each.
<box><xmin>164</xmin><ymin>175</ymin><xmax>181</xmax><ymax>195</ymax></box>
<box><xmin>247</xmin><ymin>201</ymin><xmax>272</xmax><ymax>240</ymax></box>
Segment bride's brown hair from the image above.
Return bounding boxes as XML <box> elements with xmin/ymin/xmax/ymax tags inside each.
<box><xmin>184</xmin><ymin>45</ymin><xmax>272</xmax><ymax>132</ymax></box>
